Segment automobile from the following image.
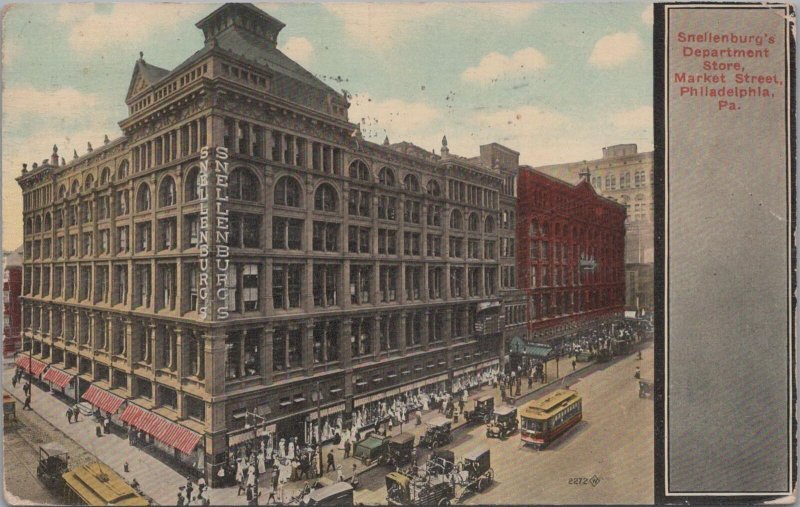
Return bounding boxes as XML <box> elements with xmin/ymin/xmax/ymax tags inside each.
<box><xmin>387</xmin><ymin>433</ymin><xmax>415</xmax><ymax>468</ymax></box>
<box><xmin>427</xmin><ymin>449</ymin><xmax>455</xmax><ymax>476</ymax></box>
<box><xmin>353</xmin><ymin>433</ymin><xmax>390</xmax><ymax>466</ymax></box>
<box><xmin>596</xmin><ymin>348</ymin><xmax>613</xmax><ymax>362</ymax></box>
<box><xmin>456</xmin><ymin>448</ymin><xmax>494</xmax><ymax>498</ymax></box>
<box><xmin>463</xmin><ymin>395</ymin><xmax>494</xmax><ymax>424</ymax></box>
<box><xmin>37</xmin><ymin>442</ymin><xmax>69</xmax><ymax>490</ymax></box>
<box><xmin>301</xmin><ymin>481</ymin><xmax>354</xmax><ymax>506</ymax></box>
<box><xmin>418</xmin><ymin>416</ymin><xmax>452</xmax><ymax>449</ymax></box>
<box><xmin>486</xmin><ymin>405</ymin><xmax>518</xmax><ymax>439</ymax></box>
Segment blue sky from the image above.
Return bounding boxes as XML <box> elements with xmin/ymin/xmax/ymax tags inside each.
<box><xmin>1</xmin><ymin>2</ymin><xmax>654</xmax><ymax>250</ymax></box>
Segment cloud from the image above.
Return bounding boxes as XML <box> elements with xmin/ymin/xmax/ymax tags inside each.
<box><xmin>588</xmin><ymin>32</ymin><xmax>645</xmax><ymax>69</ymax></box>
<box><xmin>325</xmin><ymin>3</ymin><xmax>540</xmax><ymax>52</ymax></box>
<box><xmin>325</xmin><ymin>3</ymin><xmax>448</xmax><ymax>51</ymax></box>
<box><xmin>610</xmin><ymin>106</ymin><xmax>653</xmax><ymax>131</ymax></box>
<box><xmin>642</xmin><ymin>5</ymin><xmax>654</xmax><ymax>25</ymax></box>
<box><xmin>280</xmin><ymin>37</ymin><xmax>314</xmax><ymax>67</ymax></box>
<box><xmin>461</xmin><ymin>48</ymin><xmax>548</xmax><ymax>85</ymax></box>
<box><xmin>348</xmin><ymin>93</ymin><xmax>443</xmax><ymax>148</ymax></box>
<box><xmin>57</xmin><ymin>4</ymin><xmax>207</xmax><ymax>56</ymax></box>
<box><xmin>3</xmin><ymin>86</ymin><xmax>103</xmax><ymax>123</ymax></box>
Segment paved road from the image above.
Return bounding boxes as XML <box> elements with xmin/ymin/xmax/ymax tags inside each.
<box><xmin>355</xmin><ymin>342</ymin><xmax>654</xmax><ymax>505</ymax></box>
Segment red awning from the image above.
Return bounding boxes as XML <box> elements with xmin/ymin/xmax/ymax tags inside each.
<box><xmin>15</xmin><ymin>356</ymin><xmax>47</xmax><ymax>376</ymax></box>
<box><xmin>43</xmin><ymin>367</ymin><xmax>74</xmax><ymax>389</ymax></box>
<box><xmin>120</xmin><ymin>404</ymin><xmax>202</xmax><ymax>454</ymax></box>
<box><xmin>14</xmin><ymin>356</ymin><xmax>30</xmax><ymax>370</ymax></box>
<box><xmin>81</xmin><ymin>385</ymin><xmax>126</xmax><ymax>414</ymax></box>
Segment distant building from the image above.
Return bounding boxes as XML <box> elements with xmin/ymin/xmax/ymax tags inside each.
<box><xmin>516</xmin><ymin>168</ymin><xmax>627</xmax><ymax>344</ymax></box>
<box><xmin>529</xmin><ymin>144</ymin><xmax>654</xmax><ymax>313</ymax></box>
<box><xmin>4</xmin><ymin>245</ymin><xmax>23</xmax><ymax>357</ymax></box>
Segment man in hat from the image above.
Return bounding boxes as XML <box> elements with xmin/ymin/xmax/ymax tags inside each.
<box><xmin>326</xmin><ymin>449</ymin><xmax>335</xmax><ymax>472</ymax></box>
<box><xmin>344</xmin><ymin>438</ymin><xmax>351</xmax><ymax>458</ymax></box>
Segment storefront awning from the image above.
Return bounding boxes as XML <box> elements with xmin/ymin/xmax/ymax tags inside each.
<box><xmin>43</xmin><ymin>367</ymin><xmax>74</xmax><ymax>389</ymax></box>
<box><xmin>120</xmin><ymin>404</ymin><xmax>202</xmax><ymax>454</ymax></box>
<box><xmin>81</xmin><ymin>384</ymin><xmax>126</xmax><ymax>414</ymax></box>
<box><xmin>508</xmin><ymin>336</ymin><xmax>552</xmax><ymax>359</ymax></box>
<box><xmin>15</xmin><ymin>355</ymin><xmax>48</xmax><ymax>376</ymax></box>
<box><xmin>307</xmin><ymin>403</ymin><xmax>346</xmax><ymax>421</ymax></box>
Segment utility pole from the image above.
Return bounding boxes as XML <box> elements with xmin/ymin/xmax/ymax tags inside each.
<box><xmin>315</xmin><ymin>380</ymin><xmax>323</xmax><ymax>477</ymax></box>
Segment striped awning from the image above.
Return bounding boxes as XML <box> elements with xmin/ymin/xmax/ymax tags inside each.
<box><xmin>43</xmin><ymin>367</ymin><xmax>74</xmax><ymax>389</ymax></box>
<box><xmin>81</xmin><ymin>385</ymin><xmax>126</xmax><ymax>414</ymax></box>
<box><xmin>15</xmin><ymin>356</ymin><xmax>48</xmax><ymax>376</ymax></box>
<box><xmin>120</xmin><ymin>404</ymin><xmax>202</xmax><ymax>454</ymax></box>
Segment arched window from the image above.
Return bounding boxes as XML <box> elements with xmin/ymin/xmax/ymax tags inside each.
<box><xmin>274</xmin><ymin>176</ymin><xmax>301</xmax><ymax>207</ymax></box>
<box><xmin>184</xmin><ymin>167</ymin><xmax>203</xmax><ymax>202</ymax></box>
<box><xmin>450</xmin><ymin>209</ymin><xmax>463</xmax><ymax>229</ymax></box>
<box><xmin>44</xmin><ymin>213</ymin><xmax>52</xmax><ymax>231</ymax></box>
<box><xmin>100</xmin><ymin>167</ymin><xmax>111</xmax><ymax>186</ymax></box>
<box><xmin>314</xmin><ymin>183</ymin><xmax>338</xmax><ymax>212</ymax></box>
<box><xmin>34</xmin><ymin>216</ymin><xmax>42</xmax><ymax>234</ymax></box>
<box><xmin>378</xmin><ymin>167</ymin><xmax>395</xmax><ymax>186</ymax></box>
<box><xmin>348</xmin><ymin>160</ymin><xmax>370</xmax><ymax>181</ymax></box>
<box><xmin>71</xmin><ymin>180</ymin><xmax>80</xmax><ymax>194</ymax></box>
<box><xmin>159</xmin><ymin>176</ymin><xmax>176</xmax><ymax>207</ymax></box>
<box><xmin>58</xmin><ymin>185</ymin><xmax>66</xmax><ymax>199</ymax></box>
<box><xmin>403</xmin><ymin>174</ymin><xmax>420</xmax><ymax>192</ymax></box>
<box><xmin>117</xmin><ymin>160</ymin><xmax>129</xmax><ymax>180</ymax></box>
<box><xmin>84</xmin><ymin>174</ymin><xmax>94</xmax><ymax>190</ymax></box>
<box><xmin>426</xmin><ymin>179</ymin><xmax>441</xmax><ymax>197</ymax></box>
<box><xmin>485</xmin><ymin>215</ymin><xmax>495</xmax><ymax>234</ymax></box>
<box><xmin>229</xmin><ymin>167</ymin><xmax>261</xmax><ymax>201</ymax></box>
<box><xmin>136</xmin><ymin>184</ymin><xmax>151</xmax><ymax>212</ymax></box>
<box><xmin>468</xmin><ymin>212</ymin><xmax>479</xmax><ymax>232</ymax></box>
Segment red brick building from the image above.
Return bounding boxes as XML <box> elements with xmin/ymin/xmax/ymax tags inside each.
<box><xmin>516</xmin><ymin>168</ymin><xmax>626</xmax><ymax>344</ymax></box>
<box><xmin>4</xmin><ymin>246</ymin><xmax>23</xmax><ymax>357</ymax></box>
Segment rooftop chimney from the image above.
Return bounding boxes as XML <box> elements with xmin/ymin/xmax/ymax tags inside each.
<box><xmin>50</xmin><ymin>145</ymin><xmax>59</xmax><ymax>166</ymax></box>
<box><xmin>440</xmin><ymin>135</ymin><xmax>449</xmax><ymax>158</ymax></box>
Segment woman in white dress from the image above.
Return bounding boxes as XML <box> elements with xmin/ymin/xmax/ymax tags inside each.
<box><xmin>278</xmin><ymin>438</ymin><xmax>286</xmax><ymax>458</ymax></box>
<box><xmin>257</xmin><ymin>451</ymin><xmax>266</xmax><ymax>475</ymax></box>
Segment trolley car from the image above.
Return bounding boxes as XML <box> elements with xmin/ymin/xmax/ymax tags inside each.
<box><xmin>519</xmin><ymin>389</ymin><xmax>582</xmax><ymax>449</ymax></box>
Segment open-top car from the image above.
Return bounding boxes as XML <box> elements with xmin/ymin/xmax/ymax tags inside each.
<box><xmin>486</xmin><ymin>405</ymin><xmax>518</xmax><ymax>439</ymax></box>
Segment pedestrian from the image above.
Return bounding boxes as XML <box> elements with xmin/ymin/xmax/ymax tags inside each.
<box><xmin>458</xmin><ymin>398</ymin><xmax>465</xmax><ymax>414</ymax></box>
<box><xmin>572</xmin><ymin>359</ymin><xmax>577</xmax><ymax>371</ymax></box>
<box><xmin>326</xmin><ymin>449</ymin><xmax>335</xmax><ymax>472</ymax></box>
<box><xmin>343</xmin><ymin>438</ymin><xmax>351</xmax><ymax>458</ymax></box>
<box><xmin>66</xmin><ymin>407</ymin><xmax>73</xmax><ymax>424</ymax></box>
<box><xmin>12</xmin><ymin>374</ymin><xmax>17</xmax><ymax>388</ymax></box>
<box><xmin>128</xmin><ymin>427</ymin><xmax>135</xmax><ymax>446</ymax></box>
<box><xmin>96</xmin><ymin>422</ymin><xmax>103</xmax><ymax>437</ymax></box>
<box><xmin>336</xmin><ymin>464</ymin><xmax>344</xmax><ymax>483</ymax></box>
<box><xmin>104</xmin><ymin>415</ymin><xmax>111</xmax><ymax>434</ymax></box>
<box><xmin>23</xmin><ymin>392</ymin><xmax>31</xmax><ymax>410</ymax></box>
<box><xmin>186</xmin><ymin>480</ymin><xmax>194</xmax><ymax>500</ymax></box>
<box><xmin>388</xmin><ymin>418</ymin><xmax>393</xmax><ymax>434</ymax></box>
<box><xmin>351</xmin><ymin>463</ymin><xmax>358</xmax><ymax>483</ymax></box>
<box><xmin>23</xmin><ymin>382</ymin><xmax>31</xmax><ymax>396</ymax></box>
<box><xmin>177</xmin><ymin>487</ymin><xmax>186</xmax><ymax>507</ymax></box>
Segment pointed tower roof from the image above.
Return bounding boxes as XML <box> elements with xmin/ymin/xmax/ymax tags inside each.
<box><xmin>126</xmin><ymin>53</ymin><xmax>170</xmax><ymax>102</ymax></box>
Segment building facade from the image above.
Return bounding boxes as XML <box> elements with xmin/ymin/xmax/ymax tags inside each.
<box><xmin>516</xmin><ymin>169</ymin><xmax>627</xmax><ymax>344</ymax></box>
<box><xmin>3</xmin><ymin>246</ymin><xmax>23</xmax><ymax>357</ymax></box>
<box><xmin>530</xmin><ymin>144</ymin><xmax>654</xmax><ymax>313</ymax></box>
<box><xmin>17</xmin><ymin>3</ymin><xmax>508</xmax><ymax>483</ymax></box>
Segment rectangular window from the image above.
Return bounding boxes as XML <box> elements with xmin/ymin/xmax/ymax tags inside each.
<box><xmin>272</xmin><ymin>264</ymin><xmax>302</xmax><ymax>309</ymax></box>
<box><xmin>135</xmin><ymin>223</ymin><xmax>151</xmax><ymax>252</ymax></box>
<box><xmin>449</xmin><ymin>237</ymin><xmax>463</xmax><ymax>258</ymax></box>
<box><xmin>158</xmin><ymin>218</ymin><xmax>177</xmax><ymax>250</ymax></box>
<box><xmin>313</xmin><ymin>264</ymin><xmax>339</xmax><ymax>307</ymax></box>
<box><xmin>428</xmin><ymin>267</ymin><xmax>442</xmax><ymax>299</ymax></box>
<box><xmin>242</xmin><ymin>264</ymin><xmax>259</xmax><ymax>311</ymax></box>
<box><xmin>348</xmin><ymin>226</ymin><xmax>370</xmax><ymax>254</ymax></box>
<box><xmin>404</xmin><ymin>232</ymin><xmax>420</xmax><ymax>256</ymax></box>
<box><xmin>379</xmin><ymin>265</ymin><xmax>398</xmax><ymax>302</ymax></box>
<box><xmin>404</xmin><ymin>200</ymin><xmax>420</xmax><ymax>224</ymax></box>
<box><xmin>348</xmin><ymin>189</ymin><xmax>371</xmax><ymax>217</ymax></box>
<box><xmin>349</xmin><ymin>265</ymin><xmax>371</xmax><ymax>304</ymax></box>
<box><xmin>377</xmin><ymin>195</ymin><xmax>397</xmax><ymax>220</ymax></box>
<box><xmin>426</xmin><ymin>234</ymin><xmax>442</xmax><ymax>257</ymax></box>
<box><xmin>313</xmin><ymin>222</ymin><xmax>339</xmax><ymax>252</ymax></box>
<box><xmin>405</xmin><ymin>266</ymin><xmax>421</xmax><ymax>300</ymax></box>
<box><xmin>272</xmin><ymin>217</ymin><xmax>303</xmax><ymax>250</ymax></box>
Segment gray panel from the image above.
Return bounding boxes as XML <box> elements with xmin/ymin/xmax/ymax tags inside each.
<box><xmin>666</xmin><ymin>6</ymin><xmax>791</xmax><ymax>494</ymax></box>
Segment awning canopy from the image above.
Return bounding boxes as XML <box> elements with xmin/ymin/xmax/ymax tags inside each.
<box><xmin>15</xmin><ymin>356</ymin><xmax>48</xmax><ymax>376</ymax></box>
<box><xmin>81</xmin><ymin>385</ymin><xmax>126</xmax><ymax>414</ymax></box>
<box><xmin>508</xmin><ymin>336</ymin><xmax>553</xmax><ymax>359</ymax></box>
<box><xmin>43</xmin><ymin>367</ymin><xmax>74</xmax><ymax>389</ymax></box>
<box><xmin>120</xmin><ymin>404</ymin><xmax>202</xmax><ymax>454</ymax></box>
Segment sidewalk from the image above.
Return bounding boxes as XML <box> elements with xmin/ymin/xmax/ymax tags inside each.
<box><xmin>2</xmin><ymin>354</ymin><xmax>593</xmax><ymax>506</ymax></box>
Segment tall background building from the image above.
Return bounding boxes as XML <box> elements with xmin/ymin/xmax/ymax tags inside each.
<box><xmin>530</xmin><ymin>144</ymin><xmax>654</xmax><ymax>314</ymax></box>
<box><xmin>4</xmin><ymin>245</ymin><xmax>23</xmax><ymax>358</ymax></box>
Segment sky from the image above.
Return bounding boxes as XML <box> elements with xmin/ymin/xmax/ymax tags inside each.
<box><xmin>1</xmin><ymin>2</ymin><xmax>654</xmax><ymax>250</ymax></box>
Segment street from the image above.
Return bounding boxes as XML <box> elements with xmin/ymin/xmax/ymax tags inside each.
<box><xmin>354</xmin><ymin>341</ymin><xmax>654</xmax><ymax>505</ymax></box>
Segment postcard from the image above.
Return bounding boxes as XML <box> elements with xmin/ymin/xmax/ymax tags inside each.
<box><xmin>0</xmin><ymin>2</ymin><xmax>793</xmax><ymax>506</ymax></box>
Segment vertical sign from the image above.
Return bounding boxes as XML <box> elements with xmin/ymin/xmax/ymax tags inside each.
<box><xmin>198</xmin><ymin>146</ymin><xmax>230</xmax><ymax>321</ymax></box>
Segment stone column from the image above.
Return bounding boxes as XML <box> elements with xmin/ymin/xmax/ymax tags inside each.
<box><xmin>398</xmin><ymin>312</ymin><xmax>407</xmax><ymax>355</ymax></box>
<box><xmin>303</xmin><ymin>320</ymin><xmax>314</xmax><ymax>376</ymax></box>
<box><xmin>204</xmin><ymin>331</ymin><xmax>226</xmax><ymax>396</ymax></box>
<box><xmin>422</xmin><ymin>310</ymin><xmax>430</xmax><ymax>350</ymax></box>
<box><xmin>372</xmin><ymin>315</ymin><xmax>381</xmax><ymax>360</ymax></box>
<box><xmin>262</xmin><ymin>328</ymin><xmax>273</xmax><ymax>384</ymax></box>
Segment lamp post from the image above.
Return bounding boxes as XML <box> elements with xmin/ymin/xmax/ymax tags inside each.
<box><xmin>311</xmin><ymin>381</ymin><xmax>323</xmax><ymax>477</ymax></box>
